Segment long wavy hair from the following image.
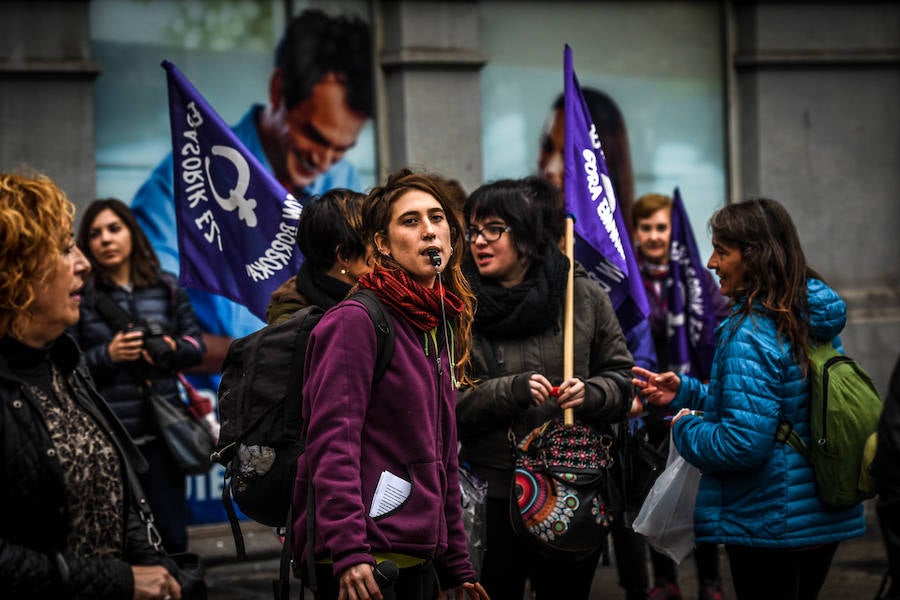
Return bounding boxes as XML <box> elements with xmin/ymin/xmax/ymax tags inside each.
<box><xmin>76</xmin><ymin>198</ymin><xmax>162</xmax><ymax>288</ymax></box>
<box><xmin>0</xmin><ymin>172</ymin><xmax>76</xmax><ymax>338</ymax></box>
<box><xmin>364</xmin><ymin>169</ymin><xmax>475</xmax><ymax>383</ymax></box>
<box><xmin>709</xmin><ymin>197</ymin><xmax>820</xmax><ymax>370</ymax></box>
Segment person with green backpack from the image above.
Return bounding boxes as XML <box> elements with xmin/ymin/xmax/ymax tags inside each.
<box><xmin>632</xmin><ymin>198</ymin><xmax>866</xmax><ymax>600</ymax></box>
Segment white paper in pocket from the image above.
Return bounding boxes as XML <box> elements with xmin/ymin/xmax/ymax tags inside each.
<box><xmin>369</xmin><ymin>470</ymin><xmax>412</xmax><ymax>518</ymax></box>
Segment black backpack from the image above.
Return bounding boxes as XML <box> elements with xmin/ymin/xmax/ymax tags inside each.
<box><xmin>212</xmin><ymin>288</ymin><xmax>394</xmax><ymax>558</ymax></box>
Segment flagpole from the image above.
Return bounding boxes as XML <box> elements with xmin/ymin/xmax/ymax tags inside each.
<box><xmin>564</xmin><ymin>215</ymin><xmax>575</xmax><ymax>427</ymax></box>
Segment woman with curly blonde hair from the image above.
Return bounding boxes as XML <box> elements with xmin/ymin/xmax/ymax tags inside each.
<box><xmin>0</xmin><ymin>172</ymin><xmax>182</xmax><ymax>599</ymax></box>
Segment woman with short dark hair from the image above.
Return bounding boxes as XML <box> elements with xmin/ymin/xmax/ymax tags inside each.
<box><xmin>265</xmin><ymin>188</ymin><xmax>371</xmax><ymax>325</ymax></box>
<box><xmin>457</xmin><ymin>178</ymin><xmax>634</xmax><ymax>600</ymax></box>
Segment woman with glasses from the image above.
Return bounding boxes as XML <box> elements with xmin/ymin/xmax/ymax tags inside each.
<box><xmin>456</xmin><ymin>178</ymin><xmax>634</xmax><ymax>600</ymax></box>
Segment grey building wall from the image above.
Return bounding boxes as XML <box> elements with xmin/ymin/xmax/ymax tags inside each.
<box><xmin>0</xmin><ymin>1</ymin><xmax>99</xmax><ymax>216</ymax></box>
<box><xmin>1</xmin><ymin>0</ymin><xmax>896</xmax><ymax>391</ymax></box>
<box><xmin>376</xmin><ymin>0</ymin><xmax>485</xmax><ymax>192</ymax></box>
<box><xmin>731</xmin><ymin>1</ymin><xmax>900</xmax><ymax>393</ymax></box>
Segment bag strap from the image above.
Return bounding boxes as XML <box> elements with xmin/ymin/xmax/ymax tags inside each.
<box><xmin>775</xmin><ymin>419</ymin><xmax>811</xmax><ymax>460</ymax></box>
<box><xmin>122</xmin><ymin>449</ymin><xmax>166</xmax><ymax>554</ymax></box>
<box><xmin>272</xmin><ymin>501</ymin><xmax>295</xmax><ymax>600</ymax></box>
<box><xmin>91</xmin><ymin>287</ymin><xmax>135</xmax><ymax>332</ymax></box>
<box><xmin>351</xmin><ymin>288</ymin><xmax>395</xmax><ymax>382</ymax></box>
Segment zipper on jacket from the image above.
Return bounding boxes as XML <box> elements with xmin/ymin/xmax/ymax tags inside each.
<box><xmin>427</xmin><ymin>326</ymin><xmax>446</xmax><ymax>550</ymax></box>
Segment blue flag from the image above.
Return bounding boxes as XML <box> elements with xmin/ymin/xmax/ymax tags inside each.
<box><xmin>668</xmin><ymin>187</ymin><xmax>719</xmax><ymax>379</ymax></box>
<box><xmin>563</xmin><ymin>46</ymin><xmax>650</xmax><ymax>332</ymax></box>
<box><xmin>163</xmin><ymin>60</ymin><xmax>303</xmax><ymax>321</ymax></box>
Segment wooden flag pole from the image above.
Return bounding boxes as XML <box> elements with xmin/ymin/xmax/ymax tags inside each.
<box><xmin>564</xmin><ymin>215</ymin><xmax>575</xmax><ymax>426</ymax></box>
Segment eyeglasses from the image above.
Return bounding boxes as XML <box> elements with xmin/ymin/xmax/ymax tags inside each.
<box><xmin>465</xmin><ymin>224</ymin><xmax>511</xmax><ymax>243</ymax></box>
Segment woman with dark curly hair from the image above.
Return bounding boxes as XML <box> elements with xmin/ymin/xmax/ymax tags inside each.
<box><xmin>634</xmin><ymin>198</ymin><xmax>866</xmax><ymax>600</ymax></box>
<box><xmin>0</xmin><ymin>172</ymin><xmax>181</xmax><ymax>599</ymax></box>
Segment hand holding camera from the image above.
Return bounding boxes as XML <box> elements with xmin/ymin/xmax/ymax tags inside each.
<box><xmin>108</xmin><ymin>320</ymin><xmax>177</xmax><ymax>370</ymax></box>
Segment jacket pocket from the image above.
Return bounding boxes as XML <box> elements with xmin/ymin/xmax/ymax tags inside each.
<box><xmin>370</xmin><ymin>461</ymin><xmax>441</xmax><ymax>546</ymax></box>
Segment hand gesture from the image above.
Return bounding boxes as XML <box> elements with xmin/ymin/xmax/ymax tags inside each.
<box><xmin>631</xmin><ymin>366</ymin><xmax>681</xmax><ymax>406</ymax></box>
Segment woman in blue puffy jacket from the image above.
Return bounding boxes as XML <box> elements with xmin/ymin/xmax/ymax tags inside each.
<box><xmin>633</xmin><ymin>198</ymin><xmax>865</xmax><ymax>599</ymax></box>
<box><xmin>72</xmin><ymin>198</ymin><xmax>206</xmax><ymax>554</ymax></box>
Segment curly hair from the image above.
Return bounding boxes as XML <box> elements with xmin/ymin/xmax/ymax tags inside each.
<box><xmin>364</xmin><ymin>169</ymin><xmax>475</xmax><ymax>383</ymax></box>
<box><xmin>77</xmin><ymin>198</ymin><xmax>162</xmax><ymax>288</ymax></box>
<box><xmin>709</xmin><ymin>197</ymin><xmax>820</xmax><ymax>371</ymax></box>
<box><xmin>0</xmin><ymin>173</ymin><xmax>75</xmax><ymax>337</ymax></box>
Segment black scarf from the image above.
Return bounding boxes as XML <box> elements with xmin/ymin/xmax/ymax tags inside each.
<box><xmin>295</xmin><ymin>261</ymin><xmax>352</xmax><ymax>310</ymax></box>
<box><xmin>465</xmin><ymin>243</ymin><xmax>569</xmax><ymax>339</ymax></box>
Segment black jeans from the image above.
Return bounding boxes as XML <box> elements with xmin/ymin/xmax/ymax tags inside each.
<box><xmin>610</xmin><ymin>521</ymin><xmax>649</xmax><ymax>598</ymax></box>
<box><xmin>480</xmin><ymin>497</ymin><xmax>602</xmax><ymax>600</ymax></box>
<box><xmin>311</xmin><ymin>561</ymin><xmax>437</xmax><ymax>600</ymax></box>
<box><xmin>726</xmin><ymin>542</ymin><xmax>838</xmax><ymax>600</ymax></box>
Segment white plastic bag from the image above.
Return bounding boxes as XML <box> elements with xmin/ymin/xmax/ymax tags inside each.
<box><xmin>632</xmin><ymin>435</ymin><xmax>701</xmax><ymax>563</ymax></box>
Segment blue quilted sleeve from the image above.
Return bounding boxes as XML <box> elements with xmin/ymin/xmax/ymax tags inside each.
<box><xmin>672</xmin><ymin>318</ymin><xmax>785</xmax><ymax>473</ymax></box>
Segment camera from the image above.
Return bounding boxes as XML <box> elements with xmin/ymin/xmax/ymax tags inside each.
<box><xmin>127</xmin><ymin>319</ymin><xmax>176</xmax><ymax>370</ymax></box>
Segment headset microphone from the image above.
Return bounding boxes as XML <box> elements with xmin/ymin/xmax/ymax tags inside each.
<box><xmin>427</xmin><ymin>249</ymin><xmax>442</xmax><ymax>268</ymax></box>
<box><xmin>428</xmin><ymin>247</ymin><xmax>455</xmax><ymax>389</ymax></box>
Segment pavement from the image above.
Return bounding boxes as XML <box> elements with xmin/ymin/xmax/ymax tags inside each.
<box><xmin>194</xmin><ymin>501</ymin><xmax>889</xmax><ymax>599</ymax></box>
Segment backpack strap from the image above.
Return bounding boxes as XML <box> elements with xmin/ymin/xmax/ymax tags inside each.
<box><xmin>776</xmin><ymin>418</ymin><xmax>811</xmax><ymax>461</ymax></box>
<box><xmin>351</xmin><ymin>288</ymin><xmax>396</xmax><ymax>382</ymax></box>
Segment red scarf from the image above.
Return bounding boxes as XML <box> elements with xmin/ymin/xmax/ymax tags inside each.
<box><xmin>357</xmin><ymin>266</ymin><xmax>463</xmax><ymax>332</ymax></box>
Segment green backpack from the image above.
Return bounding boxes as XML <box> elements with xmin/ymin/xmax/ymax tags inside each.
<box><xmin>776</xmin><ymin>342</ymin><xmax>883</xmax><ymax>510</ymax></box>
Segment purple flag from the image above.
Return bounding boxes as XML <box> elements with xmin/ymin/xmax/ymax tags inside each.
<box><xmin>668</xmin><ymin>187</ymin><xmax>718</xmax><ymax>379</ymax></box>
<box><xmin>563</xmin><ymin>46</ymin><xmax>650</xmax><ymax>332</ymax></box>
<box><xmin>163</xmin><ymin>60</ymin><xmax>303</xmax><ymax>321</ymax></box>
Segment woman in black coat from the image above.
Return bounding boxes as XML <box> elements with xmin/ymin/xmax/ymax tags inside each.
<box><xmin>72</xmin><ymin>198</ymin><xmax>206</xmax><ymax>554</ymax></box>
<box><xmin>0</xmin><ymin>172</ymin><xmax>181</xmax><ymax>599</ymax></box>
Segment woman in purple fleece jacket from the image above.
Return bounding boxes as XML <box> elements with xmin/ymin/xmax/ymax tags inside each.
<box><xmin>292</xmin><ymin>169</ymin><xmax>490</xmax><ymax>600</ymax></box>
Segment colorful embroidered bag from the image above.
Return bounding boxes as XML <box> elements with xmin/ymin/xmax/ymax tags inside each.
<box><xmin>509</xmin><ymin>416</ymin><xmax>618</xmax><ymax>560</ymax></box>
